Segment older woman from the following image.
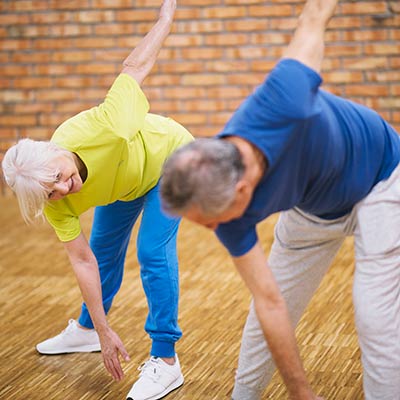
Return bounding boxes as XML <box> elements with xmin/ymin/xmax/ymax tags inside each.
<box><xmin>2</xmin><ymin>1</ymin><xmax>192</xmax><ymax>399</ymax></box>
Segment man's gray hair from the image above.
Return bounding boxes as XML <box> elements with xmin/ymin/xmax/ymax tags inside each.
<box><xmin>161</xmin><ymin>138</ymin><xmax>245</xmax><ymax>216</ymax></box>
<box><xmin>2</xmin><ymin>138</ymin><xmax>68</xmax><ymax>223</ymax></box>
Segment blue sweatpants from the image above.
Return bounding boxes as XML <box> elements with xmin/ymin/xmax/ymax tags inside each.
<box><xmin>78</xmin><ymin>182</ymin><xmax>182</xmax><ymax>358</ymax></box>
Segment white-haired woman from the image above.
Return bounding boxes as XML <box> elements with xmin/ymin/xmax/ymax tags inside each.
<box><xmin>2</xmin><ymin>1</ymin><xmax>193</xmax><ymax>399</ymax></box>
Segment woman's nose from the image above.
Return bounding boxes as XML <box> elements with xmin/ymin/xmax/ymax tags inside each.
<box><xmin>54</xmin><ymin>180</ymin><xmax>69</xmax><ymax>195</ymax></box>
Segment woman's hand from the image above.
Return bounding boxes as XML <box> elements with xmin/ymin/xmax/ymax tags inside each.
<box><xmin>98</xmin><ymin>326</ymin><xmax>130</xmax><ymax>381</ymax></box>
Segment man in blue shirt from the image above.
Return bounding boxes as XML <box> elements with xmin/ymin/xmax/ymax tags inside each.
<box><xmin>160</xmin><ymin>0</ymin><xmax>400</xmax><ymax>399</ymax></box>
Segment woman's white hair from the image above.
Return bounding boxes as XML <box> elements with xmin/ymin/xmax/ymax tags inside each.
<box><xmin>2</xmin><ymin>138</ymin><xmax>68</xmax><ymax>223</ymax></box>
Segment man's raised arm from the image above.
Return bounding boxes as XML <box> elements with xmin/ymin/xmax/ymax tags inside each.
<box><xmin>284</xmin><ymin>0</ymin><xmax>339</xmax><ymax>73</ymax></box>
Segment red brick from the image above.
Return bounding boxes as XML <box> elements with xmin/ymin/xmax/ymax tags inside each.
<box><xmin>160</xmin><ymin>61</ymin><xmax>205</xmax><ymax>74</ymax></box>
<box><xmin>249</xmin><ymin>5</ymin><xmax>293</xmax><ymax>17</ymax></box>
<box><xmin>0</xmin><ymin>115</ymin><xmax>37</xmax><ymax>126</ymax></box>
<box><xmin>169</xmin><ymin>113</ymin><xmax>207</xmax><ymax>125</ymax></box>
<box><xmin>364</xmin><ymin>44</ymin><xmax>400</xmax><ymax>56</ymax></box>
<box><xmin>177</xmin><ymin>20</ymin><xmax>223</xmax><ymax>34</ymax></box>
<box><xmin>91</xmin><ymin>0</ymin><xmax>134</xmax><ymax>8</ymax></box>
<box><xmin>324</xmin><ymin>71</ymin><xmax>364</xmax><ymax>84</ymax></box>
<box><xmin>165</xmin><ymin>34</ymin><xmax>203</xmax><ymax>47</ymax></box>
<box><xmin>75</xmin><ymin>64</ymin><xmax>117</xmax><ymax>75</ymax></box>
<box><xmin>250</xmin><ymin>32</ymin><xmax>291</xmax><ymax>45</ymax></box>
<box><xmin>93</xmin><ymin>49</ymin><xmax>128</xmax><ymax>62</ymax></box>
<box><xmin>205</xmin><ymin>60</ymin><xmax>249</xmax><ymax>73</ymax></box>
<box><xmin>181</xmin><ymin>99</ymin><xmax>226</xmax><ymax>113</ymax></box>
<box><xmin>207</xmin><ymin>87</ymin><xmax>250</xmax><ymax>99</ymax></box>
<box><xmin>14</xmin><ymin>103</ymin><xmax>54</xmax><ymax>114</ymax></box>
<box><xmin>173</xmin><ymin>8</ymin><xmax>202</xmax><ymax>21</ymax></box>
<box><xmin>366</xmin><ymin>71</ymin><xmax>400</xmax><ymax>82</ymax></box>
<box><xmin>8</xmin><ymin>1</ymin><xmax>49</xmax><ymax>11</ymax></box>
<box><xmin>0</xmin><ymin>39</ymin><xmax>32</xmax><ymax>50</ymax></box>
<box><xmin>51</xmin><ymin>25</ymin><xmax>92</xmax><ymax>37</ymax></box>
<box><xmin>225</xmin><ymin>19</ymin><xmax>268</xmax><ymax>32</ymax></box>
<box><xmin>342</xmin><ymin>57</ymin><xmax>388</xmax><ymax>70</ymax></box>
<box><xmin>0</xmin><ymin>90</ymin><xmax>33</xmax><ymax>102</ymax></box>
<box><xmin>325</xmin><ymin>44</ymin><xmax>363</xmax><ymax>57</ymax></box>
<box><xmin>94</xmin><ymin>23</ymin><xmax>135</xmax><ymax>36</ymax></box>
<box><xmin>51</xmin><ymin>51</ymin><xmax>93</xmax><ymax>63</ymax></box>
<box><xmin>182</xmin><ymin>74</ymin><xmax>226</xmax><ymax>86</ymax></box>
<box><xmin>76</xmin><ymin>10</ymin><xmax>115</xmax><ymax>23</ymax></box>
<box><xmin>209</xmin><ymin>112</ymin><xmax>234</xmax><ymax>125</ymax></box>
<box><xmin>144</xmin><ymin>75</ymin><xmax>181</xmax><ymax>87</ymax></box>
<box><xmin>35</xmin><ymin>64</ymin><xmax>76</xmax><ymax>75</ymax></box>
<box><xmin>203</xmin><ymin>6</ymin><xmax>247</xmax><ymax>19</ymax></box>
<box><xmin>377</xmin><ymin>97</ymin><xmax>400</xmax><ymax>109</ymax></box>
<box><xmin>342</xmin><ymin>30</ymin><xmax>389</xmax><ymax>41</ymax></box>
<box><xmin>19</xmin><ymin>127</ymin><xmax>53</xmax><ymax>140</ymax></box>
<box><xmin>0</xmin><ymin>65</ymin><xmax>32</xmax><ymax>76</ymax></box>
<box><xmin>227</xmin><ymin>73</ymin><xmax>267</xmax><ymax>86</ymax></box>
<box><xmin>12</xmin><ymin>52</ymin><xmax>52</xmax><ymax>63</ymax></box>
<box><xmin>49</xmin><ymin>0</ymin><xmax>91</xmax><ymax>10</ymax></box>
<box><xmin>115</xmin><ymin>10</ymin><xmax>157</xmax><ymax>22</ymax></box>
<box><xmin>162</xmin><ymin>87</ymin><xmax>207</xmax><ymax>100</ymax></box>
<box><xmin>329</xmin><ymin>16</ymin><xmax>363</xmax><ymax>29</ymax></box>
<box><xmin>0</xmin><ymin>14</ymin><xmax>30</xmax><ymax>25</ymax></box>
<box><xmin>31</xmin><ymin>13</ymin><xmax>72</xmax><ymax>24</ymax></box>
<box><xmin>345</xmin><ymin>84</ymin><xmax>389</xmax><ymax>97</ymax></box>
<box><xmin>14</xmin><ymin>77</ymin><xmax>54</xmax><ymax>89</ymax></box>
<box><xmin>340</xmin><ymin>2</ymin><xmax>387</xmax><ymax>15</ymax></box>
<box><xmin>268</xmin><ymin>17</ymin><xmax>297</xmax><ymax>30</ymax></box>
<box><xmin>36</xmin><ymin>89</ymin><xmax>79</xmax><ymax>102</ymax></box>
<box><xmin>204</xmin><ymin>34</ymin><xmax>248</xmax><ymax>47</ymax></box>
<box><xmin>181</xmin><ymin>47</ymin><xmax>224</xmax><ymax>60</ymax></box>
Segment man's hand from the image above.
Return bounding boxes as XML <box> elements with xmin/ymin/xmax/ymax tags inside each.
<box><xmin>284</xmin><ymin>0</ymin><xmax>339</xmax><ymax>73</ymax></box>
<box><xmin>98</xmin><ymin>326</ymin><xmax>130</xmax><ymax>381</ymax></box>
<box><xmin>159</xmin><ymin>0</ymin><xmax>176</xmax><ymax>22</ymax></box>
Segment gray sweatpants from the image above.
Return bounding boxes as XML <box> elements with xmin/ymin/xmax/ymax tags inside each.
<box><xmin>232</xmin><ymin>163</ymin><xmax>400</xmax><ymax>400</ymax></box>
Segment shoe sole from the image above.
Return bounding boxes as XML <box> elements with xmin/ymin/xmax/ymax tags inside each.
<box><xmin>36</xmin><ymin>344</ymin><xmax>101</xmax><ymax>354</ymax></box>
<box><xmin>126</xmin><ymin>374</ymin><xmax>184</xmax><ymax>400</ymax></box>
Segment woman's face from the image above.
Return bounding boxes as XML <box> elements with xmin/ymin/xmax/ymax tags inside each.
<box><xmin>47</xmin><ymin>153</ymin><xmax>83</xmax><ymax>201</ymax></box>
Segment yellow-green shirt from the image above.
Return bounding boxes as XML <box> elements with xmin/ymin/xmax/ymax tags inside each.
<box><xmin>44</xmin><ymin>73</ymin><xmax>193</xmax><ymax>242</ymax></box>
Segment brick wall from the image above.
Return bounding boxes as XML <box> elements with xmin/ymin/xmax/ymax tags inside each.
<box><xmin>1</xmin><ymin>0</ymin><xmax>400</xmax><ymax>193</ymax></box>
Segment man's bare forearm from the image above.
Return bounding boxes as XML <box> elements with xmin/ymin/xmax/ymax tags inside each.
<box><xmin>284</xmin><ymin>0</ymin><xmax>339</xmax><ymax>72</ymax></box>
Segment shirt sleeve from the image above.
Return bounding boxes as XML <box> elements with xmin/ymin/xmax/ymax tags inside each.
<box><xmin>215</xmin><ymin>220</ymin><xmax>258</xmax><ymax>257</ymax></box>
<box><xmin>44</xmin><ymin>202</ymin><xmax>82</xmax><ymax>242</ymax></box>
<box><xmin>218</xmin><ymin>58</ymin><xmax>323</xmax><ymax>169</ymax></box>
<box><xmin>257</xmin><ymin>58</ymin><xmax>323</xmax><ymax>120</ymax></box>
<box><xmin>95</xmin><ymin>73</ymin><xmax>150</xmax><ymax>139</ymax></box>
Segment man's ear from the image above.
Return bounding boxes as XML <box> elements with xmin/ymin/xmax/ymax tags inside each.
<box><xmin>235</xmin><ymin>179</ymin><xmax>252</xmax><ymax>199</ymax></box>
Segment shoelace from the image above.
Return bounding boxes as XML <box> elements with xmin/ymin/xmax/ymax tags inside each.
<box><xmin>61</xmin><ymin>319</ymin><xmax>76</xmax><ymax>336</ymax></box>
<box><xmin>138</xmin><ymin>357</ymin><xmax>162</xmax><ymax>382</ymax></box>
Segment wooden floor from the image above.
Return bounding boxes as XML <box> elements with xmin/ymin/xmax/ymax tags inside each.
<box><xmin>0</xmin><ymin>194</ymin><xmax>363</xmax><ymax>399</ymax></box>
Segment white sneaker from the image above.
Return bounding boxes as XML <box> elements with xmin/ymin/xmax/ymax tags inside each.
<box><xmin>36</xmin><ymin>319</ymin><xmax>101</xmax><ymax>354</ymax></box>
<box><xmin>126</xmin><ymin>355</ymin><xmax>184</xmax><ymax>400</ymax></box>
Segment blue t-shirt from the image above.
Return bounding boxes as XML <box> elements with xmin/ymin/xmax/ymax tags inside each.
<box><xmin>216</xmin><ymin>58</ymin><xmax>400</xmax><ymax>257</ymax></box>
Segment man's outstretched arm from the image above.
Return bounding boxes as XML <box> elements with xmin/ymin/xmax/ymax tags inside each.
<box><xmin>122</xmin><ymin>0</ymin><xmax>176</xmax><ymax>85</ymax></box>
<box><xmin>284</xmin><ymin>0</ymin><xmax>339</xmax><ymax>73</ymax></box>
<box><xmin>233</xmin><ymin>242</ymin><xmax>322</xmax><ymax>400</ymax></box>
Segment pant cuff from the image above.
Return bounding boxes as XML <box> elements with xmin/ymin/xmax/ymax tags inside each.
<box><xmin>151</xmin><ymin>340</ymin><xmax>176</xmax><ymax>358</ymax></box>
<box><xmin>232</xmin><ymin>382</ymin><xmax>263</xmax><ymax>400</ymax></box>
<box><xmin>78</xmin><ymin>314</ymin><xmax>94</xmax><ymax>329</ymax></box>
